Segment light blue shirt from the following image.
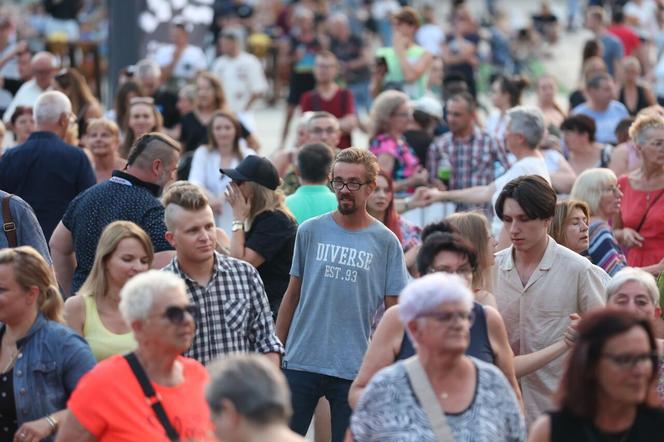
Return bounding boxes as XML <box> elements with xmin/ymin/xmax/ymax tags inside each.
<box><xmin>572</xmin><ymin>100</ymin><xmax>629</xmax><ymax>144</ymax></box>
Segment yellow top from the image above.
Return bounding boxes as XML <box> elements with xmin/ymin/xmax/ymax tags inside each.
<box><xmin>83</xmin><ymin>295</ymin><xmax>136</xmax><ymax>361</ymax></box>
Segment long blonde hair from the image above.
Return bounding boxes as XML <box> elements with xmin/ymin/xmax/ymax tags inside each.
<box><xmin>447</xmin><ymin>212</ymin><xmax>493</xmax><ymax>292</ymax></box>
<box><xmin>77</xmin><ymin>221</ymin><xmax>154</xmax><ymax>301</ymax></box>
<box><xmin>0</xmin><ymin>246</ymin><xmax>64</xmax><ymax>323</ymax></box>
<box><xmin>246</xmin><ymin>182</ymin><xmax>295</xmax><ymax>230</ymax></box>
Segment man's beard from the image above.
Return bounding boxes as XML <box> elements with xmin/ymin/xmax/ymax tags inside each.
<box><xmin>338</xmin><ymin>196</ymin><xmax>356</xmax><ymax>215</ymax></box>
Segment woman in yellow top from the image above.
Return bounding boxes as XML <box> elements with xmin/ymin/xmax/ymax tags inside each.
<box><xmin>64</xmin><ymin>221</ymin><xmax>153</xmax><ymax>360</ymax></box>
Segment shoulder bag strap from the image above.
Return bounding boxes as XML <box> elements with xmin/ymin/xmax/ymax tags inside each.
<box><xmin>124</xmin><ymin>353</ymin><xmax>180</xmax><ymax>441</ymax></box>
<box><xmin>2</xmin><ymin>196</ymin><xmax>17</xmax><ymax>248</ymax></box>
<box><xmin>636</xmin><ymin>189</ymin><xmax>664</xmax><ymax>232</ymax></box>
<box><xmin>404</xmin><ymin>356</ymin><xmax>456</xmax><ymax>442</ymax></box>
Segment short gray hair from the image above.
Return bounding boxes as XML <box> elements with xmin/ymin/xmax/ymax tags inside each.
<box><xmin>399</xmin><ymin>273</ymin><xmax>473</xmax><ymax>324</ymax></box>
<box><xmin>508</xmin><ymin>106</ymin><xmax>545</xmax><ymax>149</ymax></box>
<box><xmin>34</xmin><ymin>91</ymin><xmax>72</xmax><ymax>125</ymax></box>
<box><xmin>119</xmin><ymin>270</ymin><xmax>187</xmax><ymax>323</ymax></box>
<box><xmin>207</xmin><ymin>354</ymin><xmax>292</xmax><ymax>425</ymax></box>
<box><xmin>570</xmin><ymin>168</ymin><xmax>617</xmax><ymax>215</ymax></box>
<box><xmin>135</xmin><ymin>59</ymin><xmax>162</xmax><ymax>80</ymax></box>
<box><xmin>607</xmin><ymin>267</ymin><xmax>660</xmax><ymax>306</ymax></box>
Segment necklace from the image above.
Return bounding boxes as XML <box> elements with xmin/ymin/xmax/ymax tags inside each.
<box><xmin>2</xmin><ymin>347</ymin><xmax>20</xmax><ymax>374</ymax></box>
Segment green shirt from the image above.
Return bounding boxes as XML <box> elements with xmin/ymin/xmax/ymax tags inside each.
<box><xmin>285</xmin><ymin>185</ymin><xmax>338</xmax><ymax>225</ymax></box>
<box><xmin>376</xmin><ymin>45</ymin><xmax>428</xmax><ymax>100</ymax></box>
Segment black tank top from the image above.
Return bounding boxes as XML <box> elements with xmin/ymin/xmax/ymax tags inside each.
<box><xmin>549</xmin><ymin>406</ymin><xmax>664</xmax><ymax>441</ymax></box>
<box><xmin>396</xmin><ymin>302</ymin><xmax>494</xmax><ymax>363</ymax></box>
<box><xmin>619</xmin><ymin>85</ymin><xmax>649</xmax><ymax>116</ymax></box>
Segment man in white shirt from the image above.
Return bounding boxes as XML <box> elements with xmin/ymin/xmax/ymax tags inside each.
<box><xmin>3</xmin><ymin>51</ymin><xmax>57</xmax><ymax>123</ymax></box>
<box><xmin>211</xmin><ymin>31</ymin><xmax>268</xmax><ymax>131</ymax></box>
<box><xmin>152</xmin><ymin>22</ymin><xmax>206</xmax><ymax>91</ymax></box>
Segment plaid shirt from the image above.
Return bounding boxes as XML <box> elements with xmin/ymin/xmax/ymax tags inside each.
<box><xmin>163</xmin><ymin>252</ymin><xmax>284</xmax><ymax>366</ymax></box>
<box><xmin>428</xmin><ymin>126</ymin><xmax>510</xmax><ymax>217</ymax></box>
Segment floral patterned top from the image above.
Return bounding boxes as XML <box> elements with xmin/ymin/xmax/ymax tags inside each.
<box><xmin>369</xmin><ymin>134</ymin><xmax>421</xmax><ymax>183</ymax></box>
<box><xmin>399</xmin><ymin>217</ymin><xmax>421</xmax><ymax>252</ymax></box>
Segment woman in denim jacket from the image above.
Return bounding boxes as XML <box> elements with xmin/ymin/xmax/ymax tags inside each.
<box><xmin>0</xmin><ymin>246</ymin><xmax>95</xmax><ymax>441</ymax></box>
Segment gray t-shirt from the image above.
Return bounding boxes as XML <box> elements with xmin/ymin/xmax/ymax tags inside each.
<box><xmin>284</xmin><ymin>213</ymin><xmax>408</xmax><ymax>380</ymax></box>
<box><xmin>0</xmin><ymin>191</ymin><xmax>52</xmax><ymax>264</ymax></box>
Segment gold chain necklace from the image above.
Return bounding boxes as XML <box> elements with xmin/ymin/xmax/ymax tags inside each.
<box><xmin>2</xmin><ymin>348</ymin><xmax>20</xmax><ymax>374</ymax></box>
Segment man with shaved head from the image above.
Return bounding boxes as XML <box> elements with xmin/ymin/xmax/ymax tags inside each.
<box><xmin>50</xmin><ymin>132</ymin><xmax>181</xmax><ymax>296</ymax></box>
<box><xmin>3</xmin><ymin>51</ymin><xmax>58</xmax><ymax>122</ymax></box>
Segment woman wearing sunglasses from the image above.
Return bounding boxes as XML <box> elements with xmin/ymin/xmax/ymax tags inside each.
<box><xmin>529</xmin><ymin>309</ymin><xmax>664</xmax><ymax>442</ymax></box>
<box><xmin>64</xmin><ymin>221</ymin><xmax>153</xmax><ymax>361</ymax></box>
<box><xmin>57</xmin><ymin>270</ymin><xmax>215</xmax><ymax>441</ymax></box>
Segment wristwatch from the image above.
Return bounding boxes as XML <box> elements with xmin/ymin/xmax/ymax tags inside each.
<box><xmin>232</xmin><ymin>220</ymin><xmax>245</xmax><ymax>232</ymax></box>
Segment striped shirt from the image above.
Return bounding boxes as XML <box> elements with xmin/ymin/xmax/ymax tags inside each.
<box><xmin>588</xmin><ymin>220</ymin><xmax>627</xmax><ymax>277</ymax></box>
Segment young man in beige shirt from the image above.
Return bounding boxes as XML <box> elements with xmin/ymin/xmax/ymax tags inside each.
<box><xmin>492</xmin><ymin>175</ymin><xmax>606</xmax><ymax>426</ymax></box>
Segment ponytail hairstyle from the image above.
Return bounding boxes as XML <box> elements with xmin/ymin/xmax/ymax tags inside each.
<box><xmin>493</xmin><ymin>74</ymin><xmax>530</xmax><ymax>108</ymax></box>
<box><xmin>0</xmin><ymin>246</ymin><xmax>64</xmax><ymax>323</ymax></box>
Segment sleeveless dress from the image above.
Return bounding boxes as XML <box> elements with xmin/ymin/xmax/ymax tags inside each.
<box><xmin>396</xmin><ymin>302</ymin><xmax>494</xmax><ymax>363</ymax></box>
<box><xmin>549</xmin><ymin>406</ymin><xmax>664</xmax><ymax>441</ymax></box>
<box><xmin>83</xmin><ymin>295</ymin><xmax>136</xmax><ymax>361</ymax></box>
<box><xmin>617</xmin><ymin>175</ymin><xmax>664</xmax><ymax>267</ymax></box>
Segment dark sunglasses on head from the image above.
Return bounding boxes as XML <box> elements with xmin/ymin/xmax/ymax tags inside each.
<box><xmin>163</xmin><ymin>304</ymin><xmax>198</xmax><ymax>324</ymax></box>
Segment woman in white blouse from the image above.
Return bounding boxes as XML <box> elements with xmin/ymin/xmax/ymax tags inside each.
<box><xmin>188</xmin><ymin>111</ymin><xmax>256</xmax><ymax>234</ymax></box>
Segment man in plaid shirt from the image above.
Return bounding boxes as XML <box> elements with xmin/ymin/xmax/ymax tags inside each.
<box><xmin>161</xmin><ymin>182</ymin><xmax>283</xmax><ymax>366</ymax></box>
<box><xmin>427</xmin><ymin>92</ymin><xmax>511</xmax><ymax>218</ymax></box>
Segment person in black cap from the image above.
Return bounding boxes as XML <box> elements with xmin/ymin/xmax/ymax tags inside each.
<box><xmin>222</xmin><ymin>156</ymin><xmax>298</xmax><ymax>315</ymax></box>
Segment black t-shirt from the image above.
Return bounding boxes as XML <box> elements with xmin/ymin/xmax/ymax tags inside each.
<box><xmin>549</xmin><ymin>406</ymin><xmax>664</xmax><ymax>442</ymax></box>
<box><xmin>180</xmin><ymin>112</ymin><xmax>251</xmax><ymax>152</ymax></box>
<box><xmin>403</xmin><ymin>129</ymin><xmax>433</xmax><ymax>168</ymax></box>
<box><xmin>154</xmin><ymin>88</ymin><xmax>180</xmax><ymax>129</ymax></box>
<box><xmin>330</xmin><ymin>35</ymin><xmax>370</xmax><ymax>84</ymax></box>
<box><xmin>245</xmin><ymin>210</ymin><xmax>297</xmax><ymax>315</ymax></box>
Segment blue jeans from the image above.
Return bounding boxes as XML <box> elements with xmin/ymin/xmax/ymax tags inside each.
<box><xmin>283</xmin><ymin>368</ymin><xmax>353</xmax><ymax>442</ymax></box>
<box><xmin>347</xmin><ymin>81</ymin><xmax>371</xmax><ymax>116</ymax></box>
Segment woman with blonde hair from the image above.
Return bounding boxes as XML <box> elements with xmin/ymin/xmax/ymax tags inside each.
<box><xmin>614</xmin><ymin>113</ymin><xmax>664</xmax><ymax>274</ymax></box>
<box><xmin>223</xmin><ymin>156</ymin><xmax>298</xmax><ymax>315</ymax></box>
<box><xmin>64</xmin><ymin>221</ymin><xmax>153</xmax><ymax>361</ymax></box>
<box><xmin>571</xmin><ymin>168</ymin><xmax>628</xmax><ymax>276</ymax></box>
<box><xmin>447</xmin><ymin>211</ymin><xmax>498</xmax><ymax>308</ymax></box>
<box><xmin>369</xmin><ymin>90</ymin><xmax>428</xmax><ymax>194</ymax></box>
<box><xmin>84</xmin><ymin>118</ymin><xmax>126</xmax><ymax>182</ymax></box>
<box><xmin>118</xmin><ymin>97</ymin><xmax>164</xmax><ymax>158</ymax></box>
<box><xmin>0</xmin><ymin>246</ymin><xmax>95</xmax><ymax>441</ymax></box>
<box><xmin>548</xmin><ymin>200</ymin><xmax>591</xmax><ymax>254</ymax></box>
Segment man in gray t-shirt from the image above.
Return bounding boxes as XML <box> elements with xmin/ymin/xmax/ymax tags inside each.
<box><xmin>276</xmin><ymin>148</ymin><xmax>408</xmax><ymax>442</ymax></box>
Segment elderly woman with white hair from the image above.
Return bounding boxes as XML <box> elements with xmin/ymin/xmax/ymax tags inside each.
<box><xmin>605</xmin><ymin>267</ymin><xmax>664</xmax><ymax>405</ymax></box>
<box><xmin>424</xmin><ymin>106</ymin><xmax>550</xmax><ymax>238</ymax></box>
<box><xmin>571</xmin><ymin>168</ymin><xmax>627</xmax><ymax>276</ymax></box>
<box><xmin>206</xmin><ymin>354</ymin><xmax>304</xmax><ymax>442</ymax></box>
<box><xmin>350</xmin><ymin>273</ymin><xmax>526</xmax><ymax>441</ymax></box>
<box><xmin>56</xmin><ymin>271</ymin><xmax>215</xmax><ymax>441</ymax></box>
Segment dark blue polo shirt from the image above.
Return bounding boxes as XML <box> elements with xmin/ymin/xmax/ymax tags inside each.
<box><xmin>62</xmin><ymin>170</ymin><xmax>173</xmax><ymax>294</ymax></box>
<box><xmin>0</xmin><ymin>131</ymin><xmax>96</xmax><ymax>241</ymax></box>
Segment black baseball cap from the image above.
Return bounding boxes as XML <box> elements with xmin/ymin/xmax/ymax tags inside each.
<box><xmin>220</xmin><ymin>156</ymin><xmax>280</xmax><ymax>190</ymax></box>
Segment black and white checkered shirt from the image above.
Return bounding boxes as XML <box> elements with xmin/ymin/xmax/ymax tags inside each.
<box><xmin>163</xmin><ymin>252</ymin><xmax>284</xmax><ymax>365</ymax></box>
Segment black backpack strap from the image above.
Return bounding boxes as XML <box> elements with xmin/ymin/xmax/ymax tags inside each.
<box><xmin>124</xmin><ymin>353</ymin><xmax>180</xmax><ymax>441</ymax></box>
<box><xmin>2</xmin><ymin>196</ymin><xmax>17</xmax><ymax>248</ymax></box>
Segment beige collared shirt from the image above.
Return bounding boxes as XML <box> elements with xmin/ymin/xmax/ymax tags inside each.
<box><xmin>492</xmin><ymin>237</ymin><xmax>606</xmax><ymax>426</ymax></box>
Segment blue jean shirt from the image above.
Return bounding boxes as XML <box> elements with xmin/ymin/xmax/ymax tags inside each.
<box><xmin>6</xmin><ymin>313</ymin><xmax>95</xmax><ymax>438</ymax></box>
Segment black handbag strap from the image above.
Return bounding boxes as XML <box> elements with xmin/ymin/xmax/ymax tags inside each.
<box><xmin>124</xmin><ymin>353</ymin><xmax>180</xmax><ymax>441</ymax></box>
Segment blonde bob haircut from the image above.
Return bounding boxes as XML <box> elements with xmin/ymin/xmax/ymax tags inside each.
<box><xmin>0</xmin><ymin>246</ymin><xmax>64</xmax><ymax>323</ymax></box>
<box><xmin>570</xmin><ymin>168</ymin><xmax>617</xmax><ymax>215</ymax></box>
<box><xmin>369</xmin><ymin>90</ymin><xmax>409</xmax><ymax>139</ymax></box>
<box><xmin>77</xmin><ymin>221</ymin><xmax>154</xmax><ymax>301</ymax></box>
<box><xmin>86</xmin><ymin>117</ymin><xmax>120</xmax><ymax>140</ymax></box>
<box><xmin>548</xmin><ymin>200</ymin><xmax>590</xmax><ymax>247</ymax></box>
<box><xmin>447</xmin><ymin>211</ymin><xmax>493</xmax><ymax>293</ymax></box>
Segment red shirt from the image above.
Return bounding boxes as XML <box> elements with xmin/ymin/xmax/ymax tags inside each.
<box><xmin>300</xmin><ymin>87</ymin><xmax>356</xmax><ymax>149</ymax></box>
<box><xmin>607</xmin><ymin>25</ymin><xmax>641</xmax><ymax>56</ymax></box>
<box><xmin>68</xmin><ymin>355</ymin><xmax>215</xmax><ymax>442</ymax></box>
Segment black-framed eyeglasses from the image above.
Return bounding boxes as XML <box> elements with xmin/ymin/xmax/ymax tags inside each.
<box><xmin>330</xmin><ymin>180</ymin><xmax>371</xmax><ymax>192</ymax></box>
<box><xmin>418</xmin><ymin>310</ymin><xmax>475</xmax><ymax>326</ymax></box>
<box><xmin>602</xmin><ymin>352</ymin><xmax>657</xmax><ymax>370</ymax></box>
<box><xmin>163</xmin><ymin>304</ymin><xmax>198</xmax><ymax>324</ymax></box>
<box><xmin>427</xmin><ymin>266</ymin><xmax>474</xmax><ymax>275</ymax></box>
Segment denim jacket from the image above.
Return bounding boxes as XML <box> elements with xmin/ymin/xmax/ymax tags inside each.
<box><xmin>5</xmin><ymin>313</ymin><xmax>95</xmax><ymax>437</ymax></box>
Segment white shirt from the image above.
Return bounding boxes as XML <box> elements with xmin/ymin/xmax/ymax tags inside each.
<box><xmin>210</xmin><ymin>52</ymin><xmax>268</xmax><ymax>115</ymax></box>
<box><xmin>416</xmin><ymin>24</ymin><xmax>444</xmax><ymax>56</ymax></box>
<box><xmin>624</xmin><ymin>0</ymin><xmax>659</xmax><ymax>36</ymax></box>
<box><xmin>188</xmin><ymin>145</ymin><xmax>256</xmax><ymax>234</ymax></box>
<box><xmin>491</xmin><ymin>155</ymin><xmax>550</xmax><ymax>235</ymax></box>
<box><xmin>2</xmin><ymin>79</ymin><xmax>50</xmax><ymax>123</ymax></box>
<box><xmin>152</xmin><ymin>44</ymin><xmax>207</xmax><ymax>81</ymax></box>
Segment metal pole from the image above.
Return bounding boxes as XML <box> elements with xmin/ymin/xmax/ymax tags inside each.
<box><xmin>106</xmin><ymin>0</ymin><xmax>142</xmax><ymax>108</ymax></box>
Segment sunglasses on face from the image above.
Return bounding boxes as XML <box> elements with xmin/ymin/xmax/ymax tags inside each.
<box><xmin>163</xmin><ymin>304</ymin><xmax>198</xmax><ymax>324</ymax></box>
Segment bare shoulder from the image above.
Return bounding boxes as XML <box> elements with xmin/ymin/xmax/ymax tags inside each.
<box><xmin>64</xmin><ymin>295</ymin><xmax>86</xmax><ymax>334</ymax></box>
<box><xmin>528</xmin><ymin>414</ymin><xmax>551</xmax><ymax>442</ymax></box>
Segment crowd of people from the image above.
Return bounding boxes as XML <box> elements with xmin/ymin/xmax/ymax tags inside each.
<box><xmin>3</xmin><ymin>0</ymin><xmax>664</xmax><ymax>441</ymax></box>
